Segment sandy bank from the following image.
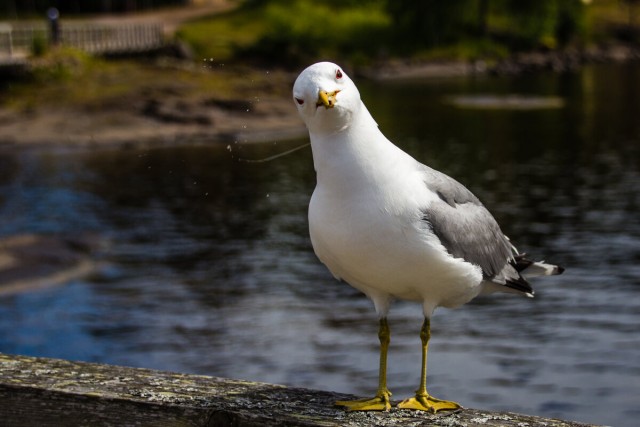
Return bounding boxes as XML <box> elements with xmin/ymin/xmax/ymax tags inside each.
<box><xmin>0</xmin><ymin>96</ymin><xmax>305</xmax><ymax>150</ymax></box>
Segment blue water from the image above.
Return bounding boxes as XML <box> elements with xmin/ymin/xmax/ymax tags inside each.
<box><xmin>0</xmin><ymin>63</ymin><xmax>639</xmax><ymax>426</ymax></box>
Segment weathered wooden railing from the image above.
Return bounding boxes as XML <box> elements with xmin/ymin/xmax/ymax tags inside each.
<box><xmin>0</xmin><ymin>21</ymin><xmax>164</xmax><ymax>58</ymax></box>
<box><xmin>61</xmin><ymin>23</ymin><xmax>164</xmax><ymax>53</ymax></box>
<box><xmin>0</xmin><ymin>353</ymin><xmax>600</xmax><ymax>427</ymax></box>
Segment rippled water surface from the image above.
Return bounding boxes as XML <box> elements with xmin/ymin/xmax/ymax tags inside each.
<box><xmin>1</xmin><ymin>64</ymin><xmax>639</xmax><ymax>426</ymax></box>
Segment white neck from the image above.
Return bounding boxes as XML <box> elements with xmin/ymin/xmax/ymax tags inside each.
<box><xmin>309</xmin><ymin>102</ymin><xmax>408</xmax><ymax>191</ymax></box>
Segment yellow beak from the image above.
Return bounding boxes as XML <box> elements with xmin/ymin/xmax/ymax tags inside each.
<box><xmin>317</xmin><ymin>90</ymin><xmax>340</xmax><ymax>109</ymax></box>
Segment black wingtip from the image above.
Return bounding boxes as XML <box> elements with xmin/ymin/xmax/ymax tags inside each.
<box><xmin>512</xmin><ymin>253</ymin><xmax>532</xmax><ymax>273</ymax></box>
<box><xmin>505</xmin><ymin>275</ymin><xmax>534</xmax><ymax>295</ymax></box>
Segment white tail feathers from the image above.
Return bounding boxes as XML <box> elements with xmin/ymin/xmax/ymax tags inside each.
<box><xmin>521</xmin><ymin>260</ymin><xmax>565</xmax><ymax>278</ymax></box>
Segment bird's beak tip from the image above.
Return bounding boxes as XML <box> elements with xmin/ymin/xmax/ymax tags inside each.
<box><xmin>317</xmin><ymin>90</ymin><xmax>339</xmax><ymax>109</ymax></box>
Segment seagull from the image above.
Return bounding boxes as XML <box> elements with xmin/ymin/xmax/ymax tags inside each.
<box><xmin>293</xmin><ymin>62</ymin><xmax>564</xmax><ymax>413</ymax></box>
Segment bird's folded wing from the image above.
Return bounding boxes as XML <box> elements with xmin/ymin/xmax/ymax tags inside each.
<box><xmin>419</xmin><ymin>165</ymin><xmax>515</xmax><ymax>281</ymax></box>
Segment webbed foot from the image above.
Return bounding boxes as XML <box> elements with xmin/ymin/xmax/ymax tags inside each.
<box><xmin>335</xmin><ymin>389</ymin><xmax>392</xmax><ymax>411</ymax></box>
<box><xmin>397</xmin><ymin>391</ymin><xmax>461</xmax><ymax>413</ymax></box>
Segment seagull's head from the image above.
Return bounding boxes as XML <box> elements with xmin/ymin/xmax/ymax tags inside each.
<box><xmin>293</xmin><ymin>62</ymin><xmax>361</xmax><ymax>134</ymax></box>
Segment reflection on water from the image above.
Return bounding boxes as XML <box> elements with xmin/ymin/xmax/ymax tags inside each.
<box><xmin>0</xmin><ymin>64</ymin><xmax>639</xmax><ymax>427</ymax></box>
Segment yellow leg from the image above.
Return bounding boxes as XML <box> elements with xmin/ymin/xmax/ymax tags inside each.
<box><xmin>335</xmin><ymin>317</ymin><xmax>392</xmax><ymax>411</ymax></box>
<box><xmin>397</xmin><ymin>318</ymin><xmax>461</xmax><ymax>413</ymax></box>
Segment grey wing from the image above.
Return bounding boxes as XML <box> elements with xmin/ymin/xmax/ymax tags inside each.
<box><xmin>419</xmin><ymin>165</ymin><xmax>531</xmax><ymax>293</ymax></box>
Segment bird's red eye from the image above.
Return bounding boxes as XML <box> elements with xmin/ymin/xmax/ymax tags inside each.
<box><xmin>295</xmin><ymin>97</ymin><xmax>304</xmax><ymax>105</ymax></box>
<box><xmin>336</xmin><ymin>69</ymin><xmax>343</xmax><ymax>79</ymax></box>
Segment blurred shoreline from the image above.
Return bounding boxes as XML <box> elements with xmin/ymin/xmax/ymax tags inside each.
<box><xmin>2</xmin><ymin>44</ymin><xmax>638</xmax><ymax>150</ymax></box>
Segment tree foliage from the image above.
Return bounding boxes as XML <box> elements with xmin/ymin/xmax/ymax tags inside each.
<box><xmin>387</xmin><ymin>0</ymin><xmax>587</xmax><ymax>51</ymax></box>
<box><xmin>238</xmin><ymin>0</ymin><xmax>389</xmax><ymax>65</ymax></box>
<box><xmin>387</xmin><ymin>0</ymin><xmax>475</xmax><ymax>48</ymax></box>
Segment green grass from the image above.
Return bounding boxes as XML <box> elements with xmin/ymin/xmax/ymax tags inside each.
<box><xmin>252</xmin><ymin>0</ymin><xmax>390</xmax><ymax>63</ymax></box>
<box><xmin>175</xmin><ymin>7</ymin><xmax>267</xmax><ymax>62</ymax></box>
<box><xmin>176</xmin><ymin>0</ymin><xmax>391</xmax><ymax>66</ymax></box>
<box><xmin>1</xmin><ymin>47</ymin><xmax>286</xmax><ymax>112</ymax></box>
